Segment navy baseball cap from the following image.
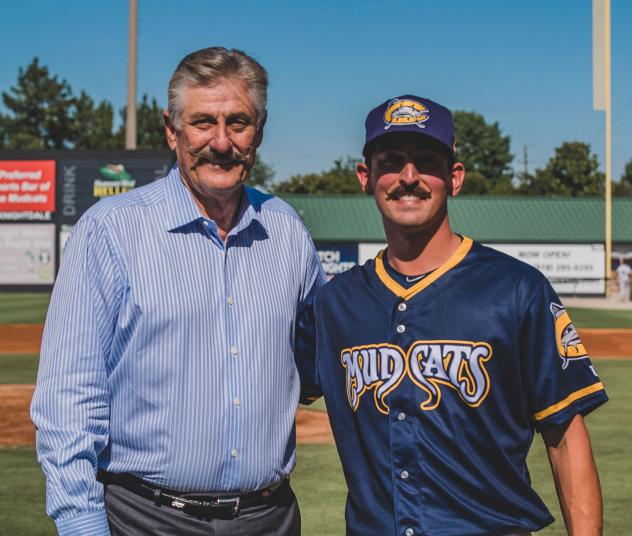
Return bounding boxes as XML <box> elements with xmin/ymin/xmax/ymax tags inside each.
<box><xmin>362</xmin><ymin>95</ymin><xmax>456</xmax><ymax>158</ymax></box>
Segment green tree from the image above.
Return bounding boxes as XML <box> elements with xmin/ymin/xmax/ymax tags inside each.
<box><xmin>118</xmin><ymin>94</ymin><xmax>169</xmax><ymax>149</ymax></box>
<box><xmin>73</xmin><ymin>91</ymin><xmax>119</xmax><ymax>149</ymax></box>
<box><xmin>247</xmin><ymin>154</ymin><xmax>275</xmax><ymax>189</ymax></box>
<box><xmin>518</xmin><ymin>141</ymin><xmax>603</xmax><ymax>196</ymax></box>
<box><xmin>614</xmin><ymin>159</ymin><xmax>632</xmax><ymax>196</ymax></box>
<box><xmin>0</xmin><ymin>57</ymin><xmax>76</xmax><ymax>149</ymax></box>
<box><xmin>453</xmin><ymin>111</ymin><xmax>514</xmax><ymax>194</ymax></box>
<box><xmin>274</xmin><ymin>157</ymin><xmax>360</xmax><ymax>194</ymax></box>
<box><xmin>137</xmin><ymin>95</ymin><xmax>168</xmax><ymax>149</ymax></box>
<box><xmin>0</xmin><ymin>115</ymin><xmax>8</xmax><ymax>148</ymax></box>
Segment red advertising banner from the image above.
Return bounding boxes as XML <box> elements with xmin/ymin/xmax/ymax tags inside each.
<box><xmin>0</xmin><ymin>160</ymin><xmax>56</xmax><ymax>212</ymax></box>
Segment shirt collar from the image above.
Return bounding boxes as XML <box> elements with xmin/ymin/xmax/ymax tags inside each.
<box><xmin>163</xmin><ymin>164</ymin><xmax>267</xmax><ymax>234</ymax></box>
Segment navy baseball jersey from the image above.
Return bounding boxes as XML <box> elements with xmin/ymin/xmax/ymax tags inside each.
<box><xmin>296</xmin><ymin>237</ymin><xmax>607</xmax><ymax>536</ymax></box>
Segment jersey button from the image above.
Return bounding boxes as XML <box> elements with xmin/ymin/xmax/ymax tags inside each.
<box><xmin>231</xmin><ymin>449</ymin><xmax>239</xmax><ymax>459</ymax></box>
<box><xmin>405</xmin><ymin>529</ymin><xmax>414</xmax><ymax>536</ymax></box>
<box><xmin>400</xmin><ymin>470</ymin><xmax>409</xmax><ymax>480</ymax></box>
<box><xmin>397</xmin><ymin>412</ymin><xmax>406</xmax><ymax>421</ymax></box>
<box><xmin>396</xmin><ymin>324</ymin><xmax>406</xmax><ymax>334</ymax></box>
<box><xmin>397</xmin><ymin>302</ymin><xmax>407</xmax><ymax>312</ymax></box>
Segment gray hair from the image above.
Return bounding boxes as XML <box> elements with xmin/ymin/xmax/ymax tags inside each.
<box><xmin>168</xmin><ymin>47</ymin><xmax>268</xmax><ymax>128</ymax></box>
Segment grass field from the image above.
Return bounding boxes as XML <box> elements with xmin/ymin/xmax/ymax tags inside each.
<box><xmin>1</xmin><ymin>292</ymin><xmax>631</xmax><ymax>327</ymax></box>
<box><xmin>1</xmin><ymin>360</ymin><xmax>630</xmax><ymax>534</ymax></box>
<box><xmin>0</xmin><ymin>354</ymin><xmax>40</xmax><ymax>383</ymax></box>
<box><xmin>0</xmin><ymin>293</ymin><xmax>51</xmax><ymax>324</ymax></box>
<box><xmin>1</xmin><ymin>293</ymin><xmax>630</xmax><ymax>533</ymax></box>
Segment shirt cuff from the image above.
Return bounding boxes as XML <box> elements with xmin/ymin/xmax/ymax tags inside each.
<box><xmin>55</xmin><ymin>510</ymin><xmax>110</xmax><ymax>536</ymax></box>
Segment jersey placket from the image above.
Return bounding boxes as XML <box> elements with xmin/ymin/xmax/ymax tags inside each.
<box><xmin>389</xmin><ymin>297</ymin><xmax>423</xmax><ymax>536</ymax></box>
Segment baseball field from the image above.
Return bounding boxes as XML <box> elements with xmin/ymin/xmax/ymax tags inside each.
<box><xmin>1</xmin><ymin>293</ymin><xmax>630</xmax><ymax>535</ymax></box>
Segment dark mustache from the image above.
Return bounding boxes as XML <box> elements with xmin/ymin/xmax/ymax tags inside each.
<box><xmin>386</xmin><ymin>182</ymin><xmax>432</xmax><ymax>200</ymax></box>
<box><xmin>189</xmin><ymin>146</ymin><xmax>252</xmax><ymax>168</ymax></box>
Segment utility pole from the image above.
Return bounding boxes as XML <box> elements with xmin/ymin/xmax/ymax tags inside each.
<box><xmin>523</xmin><ymin>146</ymin><xmax>529</xmax><ymax>178</ymax></box>
<box><xmin>125</xmin><ymin>0</ymin><xmax>138</xmax><ymax>149</ymax></box>
<box><xmin>593</xmin><ymin>0</ymin><xmax>611</xmax><ymax>297</ymax></box>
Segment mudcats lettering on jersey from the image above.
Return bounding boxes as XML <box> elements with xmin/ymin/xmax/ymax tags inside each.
<box><xmin>341</xmin><ymin>340</ymin><xmax>492</xmax><ymax>413</ymax></box>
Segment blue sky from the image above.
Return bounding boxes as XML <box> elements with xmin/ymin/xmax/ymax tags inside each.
<box><xmin>1</xmin><ymin>0</ymin><xmax>630</xmax><ymax>184</ymax></box>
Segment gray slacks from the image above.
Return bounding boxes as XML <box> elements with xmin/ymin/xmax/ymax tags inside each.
<box><xmin>104</xmin><ymin>482</ymin><xmax>301</xmax><ymax>536</ymax></box>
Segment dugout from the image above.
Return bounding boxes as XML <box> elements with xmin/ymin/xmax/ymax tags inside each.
<box><xmin>282</xmin><ymin>195</ymin><xmax>632</xmax><ymax>297</ymax></box>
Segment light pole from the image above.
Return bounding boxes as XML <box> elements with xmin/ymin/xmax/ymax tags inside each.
<box><xmin>593</xmin><ymin>0</ymin><xmax>611</xmax><ymax>297</ymax></box>
<box><xmin>125</xmin><ymin>0</ymin><xmax>138</xmax><ymax>149</ymax></box>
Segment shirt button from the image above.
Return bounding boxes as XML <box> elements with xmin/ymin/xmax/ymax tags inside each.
<box><xmin>231</xmin><ymin>449</ymin><xmax>238</xmax><ymax>458</ymax></box>
<box><xmin>227</xmin><ymin>296</ymin><xmax>234</xmax><ymax>305</ymax></box>
<box><xmin>398</xmin><ymin>302</ymin><xmax>407</xmax><ymax>312</ymax></box>
<box><xmin>396</xmin><ymin>324</ymin><xmax>406</xmax><ymax>334</ymax></box>
<box><xmin>400</xmin><ymin>470</ymin><xmax>409</xmax><ymax>480</ymax></box>
<box><xmin>405</xmin><ymin>529</ymin><xmax>414</xmax><ymax>536</ymax></box>
<box><xmin>233</xmin><ymin>398</ymin><xmax>241</xmax><ymax>406</ymax></box>
<box><xmin>231</xmin><ymin>346</ymin><xmax>238</xmax><ymax>356</ymax></box>
<box><xmin>397</xmin><ymin>412</ymin><xmax>406</xmax><ymax>421</ymax></box>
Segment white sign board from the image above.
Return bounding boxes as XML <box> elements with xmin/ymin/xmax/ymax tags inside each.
<box><xmin>59</xmin><ymin>224</ymin><xmax>74</xmax><ymax>260</ymax></box>
<box><xmin>488</xmin><ymin>243</ymin><xmax>605</xmax><ymax>295</ymax></box>
<box><xmin>0</xmin><ymin>224</ymin><xmax>55</xmax><ymax>284</ymax></box>
<box><xmin>359</xmin><ymin>243</ymin><xmax>386</xmax><ymax>265</ymax></box>
<box><xmin>359</xmin><ymin>241</ymin><xmax>605</xmax><ymax>295</ymax></box>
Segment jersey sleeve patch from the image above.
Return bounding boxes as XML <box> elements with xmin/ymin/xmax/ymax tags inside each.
<box><xmin>549</xmin><ymin>302</ymin><xmax>589</xmax><ymax>369</ymax></box>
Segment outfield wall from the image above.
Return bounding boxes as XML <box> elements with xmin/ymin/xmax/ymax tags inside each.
<box><xmin>0</xmin><ymin>151</ymin><xmax>174</xmax><ymax>290</ymax></box>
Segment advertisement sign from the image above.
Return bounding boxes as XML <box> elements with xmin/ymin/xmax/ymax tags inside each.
<box><xmin>0</xmin><ymin>160</ymin><xmax>55</xmax><ymax>217</ymax></box>
<box><xmin>316</xmin><ymin>242</ymin><xmax>358</xmax><ymax>276</ymax></box>
<box><xmin>58</xmin><ymin>157</ymin><xmax>172</xmax><ymax>223</ymax></box>
<box><xmin>0</xmin><ymin>224</ymin><xmax>55</xmax><ymax>284</ymax></box>
<box><xmin>488</xmin><ymin>243</ymin><xmax>605</xmax><ymax>295</ymax></box>
<box><xmin>59</xmin><ymin>224</ymin><xmax>74</xmax><ymax>260</ymax></box>
<box><xmin>359</xmin><ymin>242</ymin><xmax>605</xmax><ymax>295</ymax></box>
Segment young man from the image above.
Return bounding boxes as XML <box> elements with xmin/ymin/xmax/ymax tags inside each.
<box><xmin>296</xmin><ymin>95</ymin><xmax>607</xmax><ymax>536</ymax></box>
<box><xmin>32</xmin><ymin>47</ymin><xmax>324</xmax><ymax>535</ymax></box>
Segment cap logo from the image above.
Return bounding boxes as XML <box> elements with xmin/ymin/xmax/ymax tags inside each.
<box><xmin>383</xmin><ymin>99</ymin><xmax>429</xmax><ymax>130</ymax></box>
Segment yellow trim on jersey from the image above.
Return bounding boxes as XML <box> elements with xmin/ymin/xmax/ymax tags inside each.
<box><xmin>374</xmin><ymin>236</ymin><xmax>473</xmax><ymax>301</ymax></box>
<box><xmin>533</xmin><ymin>382</ymin><xmax>605</xmax><ymax>421</ymax></box>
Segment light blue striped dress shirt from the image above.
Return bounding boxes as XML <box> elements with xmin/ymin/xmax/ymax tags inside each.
<box><xmin>31</xmin><ymin>166</ymin><xmax>326</xmax><ymax>535</ymax></box>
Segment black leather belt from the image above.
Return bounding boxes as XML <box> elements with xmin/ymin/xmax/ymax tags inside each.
<box><xmin>98</xmin><ymin>470</ymin><xmax>287</xmax><ymax>518</ymax></box>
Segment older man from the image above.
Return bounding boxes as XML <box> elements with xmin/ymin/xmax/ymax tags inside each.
<box><xmin>32</xmin><ymin>47</ymin><xmax>324</xmax><ymax>535</ymax></box>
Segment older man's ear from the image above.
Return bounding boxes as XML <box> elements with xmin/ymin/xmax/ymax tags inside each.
<box><xmin>163</xmin><ymin>110</ymin><xmax>178</xmax><ymax>150</ymax></box>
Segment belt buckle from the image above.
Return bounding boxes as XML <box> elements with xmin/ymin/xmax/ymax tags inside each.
<box><xmin>214</xmin><ymin>496</ymin><xmax>240</xmax><ymax>516</ymax></box>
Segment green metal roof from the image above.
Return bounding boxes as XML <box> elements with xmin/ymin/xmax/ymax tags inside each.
<box><xmin>281</xmin><ymin>195</ymin><xmax>632</xmax><ymax>243</ymax></box>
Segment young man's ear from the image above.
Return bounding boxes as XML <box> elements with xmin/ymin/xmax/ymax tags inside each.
<box><xmin>356</xmin><ymin>162</ymin><xmax>373</xmax><ymax>195</ymax></box>
<box><xmin>448</xmin><ymin>162</ymin><xmax>465</xmax><ymax>197</ymax></box>
<box><xmin>163</xmin><ymin>111</ymin><xmax>177</xmax><ymax>151</ymax></box>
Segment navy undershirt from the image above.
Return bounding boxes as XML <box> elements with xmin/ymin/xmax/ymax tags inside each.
<box><xmin>382</xmin><ymin>251</ymin><xmax>433</xmax><ymax>289</ymax></box>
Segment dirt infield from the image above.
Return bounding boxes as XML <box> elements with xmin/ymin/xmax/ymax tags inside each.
<box><xmin>0</xmin><ymin>324</ymin><xmax>43</xmax><ymax>354</ymax></box>
<box><xmin>0</xmin><ymin>385</ymin><xmax>36</xmax><ymax>446</ymax></box>
<box><xmin>1</xmin><ymin>324</ymin><xmax>628</xmax><ymax>447</ymax></box>
<box><xmin>0</xmin><ymin>385</ymin><xmax>334</xmax><ymax>447</ymax></box>
<box><xmin>577</xmin><ymin>329</ymin><xmax>632</xmax><ymax>358</ymax></box>
<box><xmin>0</xmin><ymin>324</ymin><xmax>629</xmax><ymax>357</ymax></box>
